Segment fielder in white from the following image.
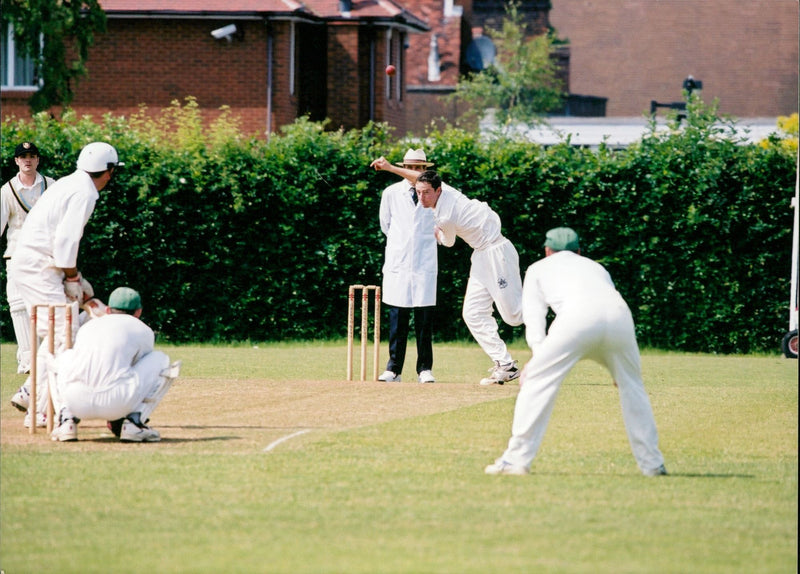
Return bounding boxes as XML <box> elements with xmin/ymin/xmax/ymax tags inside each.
<box><xmin>8</xmin><ymin>142</ymin><xmax>122</xmax><ymax>427</ymax></box>
<box><xmin>51</xmin><ymin>287</ymin><xmax>180</xmax><ymax>442</ymax></box>
<box><xmin>1</xmin><ymin>141</ymin><xmax>56</xmax><ymax>374</ymax></box>
<box><xmin>370</xmin><ymin>158</ymin><xmax>523</xmax><ymax>385</ymax></box>
<box><xmin>375</xmin><ymin>149</ymin><xmax>458</xmax><ymax>384</ymax></box>
<box><xmin>485</xmin><ymin>227</ymin><xmax>667</xmax><ymax>477</ymax></box>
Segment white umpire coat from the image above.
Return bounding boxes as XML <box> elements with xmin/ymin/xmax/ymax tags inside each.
<box><xmin>380</xmin><ymin>178</ymin><xmax>453</xmax><ymax>308</ymax></box>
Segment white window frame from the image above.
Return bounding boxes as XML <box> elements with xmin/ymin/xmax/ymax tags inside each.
<box><xmin>1</xmin><ymin>22</ymin><xmax>39</xmax><ymax>90</ymax></box>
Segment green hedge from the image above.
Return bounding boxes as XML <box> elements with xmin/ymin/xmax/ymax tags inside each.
<box><xmin>1</xmin><ymin>103</ymin><xmax>796</xmax><ymax>354</ymax></box>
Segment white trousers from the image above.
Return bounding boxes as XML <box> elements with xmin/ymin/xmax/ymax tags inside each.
<box><xmin>501</xmin><ymin>300</ymin><xmax>664</xmax><ymax>474</ymax></box>
<box><xmin>462</xmin><ymin>238</ymin><xmax>523</xmax><ymax>364</ymax></box>
<box><xmin>5</xmin><ymin>259</ymin><xmax>33</xmax><ymax>373</ymax></box>
<box><xmin>12</xmin><ymin>262</ymin><xmax>79</xmax><ymax>414</ymax></box>
<box><xmin>55</xmin><ymin>350</ymin><xmax>171</xmax><ymax>422</ymax></box>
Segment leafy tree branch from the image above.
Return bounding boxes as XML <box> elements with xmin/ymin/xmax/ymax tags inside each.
<box><xmin>1</xmin><ymin>0</ymin><xmax>106</xmax><ymax>112</ymax></box>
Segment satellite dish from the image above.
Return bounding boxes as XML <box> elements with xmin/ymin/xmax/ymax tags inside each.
<box><xmin>465</xmin><ymin>36</ymin><xmax>496</xmax><ymax>71</ymax></box>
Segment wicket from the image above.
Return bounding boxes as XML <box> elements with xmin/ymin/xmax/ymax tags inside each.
<box><xmin>29</xmin><ymin>303</ymin><xmax>74</xmax><ymax>435</ymax></box>
<box><xmin>346</xmin><ymin>284</ymin><xmax>381</xmax><ymax>381</ymax></box>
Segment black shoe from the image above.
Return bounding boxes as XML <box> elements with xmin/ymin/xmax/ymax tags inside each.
<box><xmin>107</xmin><ymin>418</ymin><xmax>124</xmax><ymax>438</ymax></box>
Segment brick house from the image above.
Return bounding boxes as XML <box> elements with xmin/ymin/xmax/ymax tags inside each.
<box><xmin>548</xmin><ymin>0</ymin><xmax>799</xmax><ymax>119</ymax></box>
<box><xmin>1</xmin><ymin>0</ymin><xmax>429</xmax><ymax>137</ymax></box>
<box><xmin>2</xmin><ymin>1</ymin><xmax>797</xmax><ymax>137</ymax></box>
<box><xmin>402</xmin><ymin>0</ymin><xmax>798</xmax><ymax>132</ymax></box>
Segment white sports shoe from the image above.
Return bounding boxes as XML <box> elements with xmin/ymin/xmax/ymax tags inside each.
<box><xmin>484</xmin><ymin>459</ymin><xmax>529</xmax><ymax>476</ymax></box>
<box><xmin>120</xmin><ymin>419</ymin><xmax>161</xmax><ymax>443</ymax></box>
<box><xmin>479</xmin><ymin>360</ymin><xmax>520</xmax><ymax>386</ymax></box>
<box><xmin>378</xmin><ymin>370</ymin><xmax>401</xmax><ymax>382</ymax></box>
<box><xmin>23</xmin><ymin>411</ymin><xmax>46</xmax><ymax>428</ymax></box>
<box><xmin>51</xmin><ymin>418</ymin><xmax>78</xmax><ymax>442</ymax></box>
<box><xmin>11</xmin><ymin>387</ymin><xmax>30</xmax><ymax>412</ymax></box>
<box><xmin>418</xmin><ymin>370</ymin><xmax>436</xmax><ymax>383</ymax></box>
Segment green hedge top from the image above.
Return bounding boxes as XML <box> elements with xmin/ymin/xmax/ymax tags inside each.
<box><xmin>1</xmin><ymin>101</ymin><xmax>796</xmax><ymax>354</ymax></box>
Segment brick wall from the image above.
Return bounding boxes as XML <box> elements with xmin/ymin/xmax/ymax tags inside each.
<box><xmin>370</xmin><ymin>28</ymin><xmax>408</xmax><ymax>133</ymax></box>
<box><xmin>327</xmin><ymin>26</ymin><xmax>361</xmax><ymax>131</ymax></box>
<box><xmin>25</xmin><ymin>18</ymin><xmax>277</xmax><ymax>137</ymax></box>
<box><xmin>549</xmin><ymin>0</ymin><xmax>799</xmax><ymax>117</ymax></box>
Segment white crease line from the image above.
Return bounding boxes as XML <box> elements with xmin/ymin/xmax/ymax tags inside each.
<box><xmin>263</xmin><ymin>429</ymin><xmax>311</xmax><ymax>452</ymax></box>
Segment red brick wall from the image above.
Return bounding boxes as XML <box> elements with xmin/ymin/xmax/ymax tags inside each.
<box><xmin>0</xmin><ymin>18</ymin><xmax>316</xmax><ymax>138</ymax></box>
<box><xmin>370</xmin><ymin>28</ymin><xmax>407</xmax><ymax>133</ymax></box>
<box><xmin>68</xmin><ymin>19</ymin><xmax>274</xmax><ymax>136</ymax></box>
<box><xmin>327</xmin><ymin>25</ymin><xmax>361</xmax><ymax>131</ymax></box>
<box><xmin>549</xmin><ymin>0</ymin><xmax>799</xmax><ymax>117</ymax></box>
<box><xmin>0</xmin><ymin>90</ymin><xmax>33</xmax><ymax>122</ymax></box>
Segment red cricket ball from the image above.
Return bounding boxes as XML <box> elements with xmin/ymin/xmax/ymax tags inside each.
<box><xmin>385</xmin><ymin>65</ymin><xmax>396</xmax><ymax>77</ymax></box>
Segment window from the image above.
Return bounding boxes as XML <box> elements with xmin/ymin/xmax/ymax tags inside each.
<box><xmin>1</xmin><ymin>22</ymin><xmax>38</xmax><ymax>89</ymax></box>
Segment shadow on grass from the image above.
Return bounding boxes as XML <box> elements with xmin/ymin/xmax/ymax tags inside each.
<box><xmin>81</xmin><ymin>435</ymin><xmax>241</xmax><ymax>444</ymax></box>
<box><xmin>667</xmin><ymin>472</ymin><xmax>756</xmax><ymax>479</ymax></box>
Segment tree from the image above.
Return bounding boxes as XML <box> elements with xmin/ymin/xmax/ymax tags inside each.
<box><xmin>1</xmin><ymin>0</ymin><xmax>106</xmax><ymax>112</ymax></box>
<box><xmin>445</xmin><ymin>1</ymin><xmax>565</xmax><ymax>132</ymax></box>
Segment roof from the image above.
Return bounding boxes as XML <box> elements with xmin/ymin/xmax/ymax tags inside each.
<box><xmin>480</xmin><ymin>116</ymin><xmax>783</xmax><ymax>149</ymax></box>
<box><xmin>99</xmin><ymin>0</ymin><xmax>428</xmax><ymax>30</ymax></box>
<box><xmin>302</xmin><ymin>0</ymin><xmax>426</xmax><ymax>28</ymax></box>
<box><xmin>100</xmin><ymin>0</ymin><xmax>307</xmax><ymax>15</ymax></box>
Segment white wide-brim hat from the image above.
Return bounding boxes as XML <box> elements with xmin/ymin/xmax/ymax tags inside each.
<box><xmin>395</xmin><ymin>148</ymin><xmax>434</xmax><ymax>167</ymax></box>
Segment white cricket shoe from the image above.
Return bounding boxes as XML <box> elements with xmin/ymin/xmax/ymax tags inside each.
<box><xmin>418</xmin><ymin>370</ymin><xmax>436</xmax><ymax>383</ymax></box>
<box><xmin>378</xmin><ymin>370</ymin><xmax>401</xmax><ymax>382</ymax></box>
<box><xmin>11</xmin><ymin>386</ymin><xmax>30</xmax><ymax>412</ymax></box>
<box><xmin>479</xmin><ymin>360</ymin><xmax>520</xmax><ymax>385</ymax></box>
<box><xmin>484</xmin><ymin>459</ymin><xmax>529</xmax><ymax>476</ymax></box>
<box><xmin>120</xmin><ymin>419</ymin><xmax>161</xmax><ymax>443</ymax></box>
<box><xmin>51</xmin><ymin>418</ymin><xmax>78</xmax><ymax>442</ymax></box>
<box><xmin>23</xmin><ymin>411</ymin><xmax>46</xmax><ymax>428</ymax></box>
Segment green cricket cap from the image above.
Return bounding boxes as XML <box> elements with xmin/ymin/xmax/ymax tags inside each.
<box><xmin>108</xmin><ymin>287</ymin><xmax>142</xmax><ymax>311</ymax></box>
<box><xmin>544</xmin><ymin>227</ymin><xmax>580</xmax><ymax>252</ymax></box>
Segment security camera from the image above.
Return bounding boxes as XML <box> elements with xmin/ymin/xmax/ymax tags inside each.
<box><xmin>211</xmin><ymin>24</ymin><xmax>238</xmax><ymax>41</ymax></box>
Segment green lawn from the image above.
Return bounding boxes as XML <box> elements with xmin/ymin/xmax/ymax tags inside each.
<box><xmin>1</xmin><ymin>342</ymin><xmax>797</xmax><ymax>573</ymax></box>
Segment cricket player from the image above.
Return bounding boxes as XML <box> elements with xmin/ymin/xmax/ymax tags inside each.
<box><xmin>50</xmin><ymin>287</ymin><xmax>180</xmax><ymax>442</ymax></box>
<box><xmin>1</xmin><ymin>142</ymin><xmax>56</xmax><ymax>374</ymax></box>
<box><xmin>485</xmin><ymin>227</ymin><xmax>667</xmax><ymax>476</ymax></box>
<box><xmin>370</xmin><ymin>158</ymin><xmax>523</xmax><ymax>385</ymax></box>
<box><xmin>8</xmin><ymin>142</ymin><xmax>122</xmax><ymax>427</ymax></box>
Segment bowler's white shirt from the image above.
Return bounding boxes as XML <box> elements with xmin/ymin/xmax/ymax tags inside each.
<box><xmin>523</xmin><ymin>250</ymin><xmax>624</xmax><ymax>350</ymax></box>
<box><xmin>432</xmin><ymin>187</ymin><xmax>502</xmax><ymax>250</ymax></box>
<box><xmin>13</xmin><ymin>170</ymin><xmax>98</xmax><ymax>269</ymax></box>
<box><xmin>58</xmin><ymin>313</ymin><xmax>155</xmax><ymax>392</ymax></box>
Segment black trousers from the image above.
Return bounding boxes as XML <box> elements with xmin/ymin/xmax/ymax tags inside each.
<box><xmin>385</xmin><ymin>305</ymin><xmax>434</xmax><ymax>375</ymax></box>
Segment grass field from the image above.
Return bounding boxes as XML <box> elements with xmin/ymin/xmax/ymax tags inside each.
<box><xmin>1</xmin><ymin>341</ymin><xmax>797</xmax><ymax>573</ymax></box>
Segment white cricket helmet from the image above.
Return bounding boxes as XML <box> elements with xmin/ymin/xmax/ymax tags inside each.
<box><xmin>76</xmin><ymin>142</ymin><xmax>124</xmax><ymax>172</ymax></box>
